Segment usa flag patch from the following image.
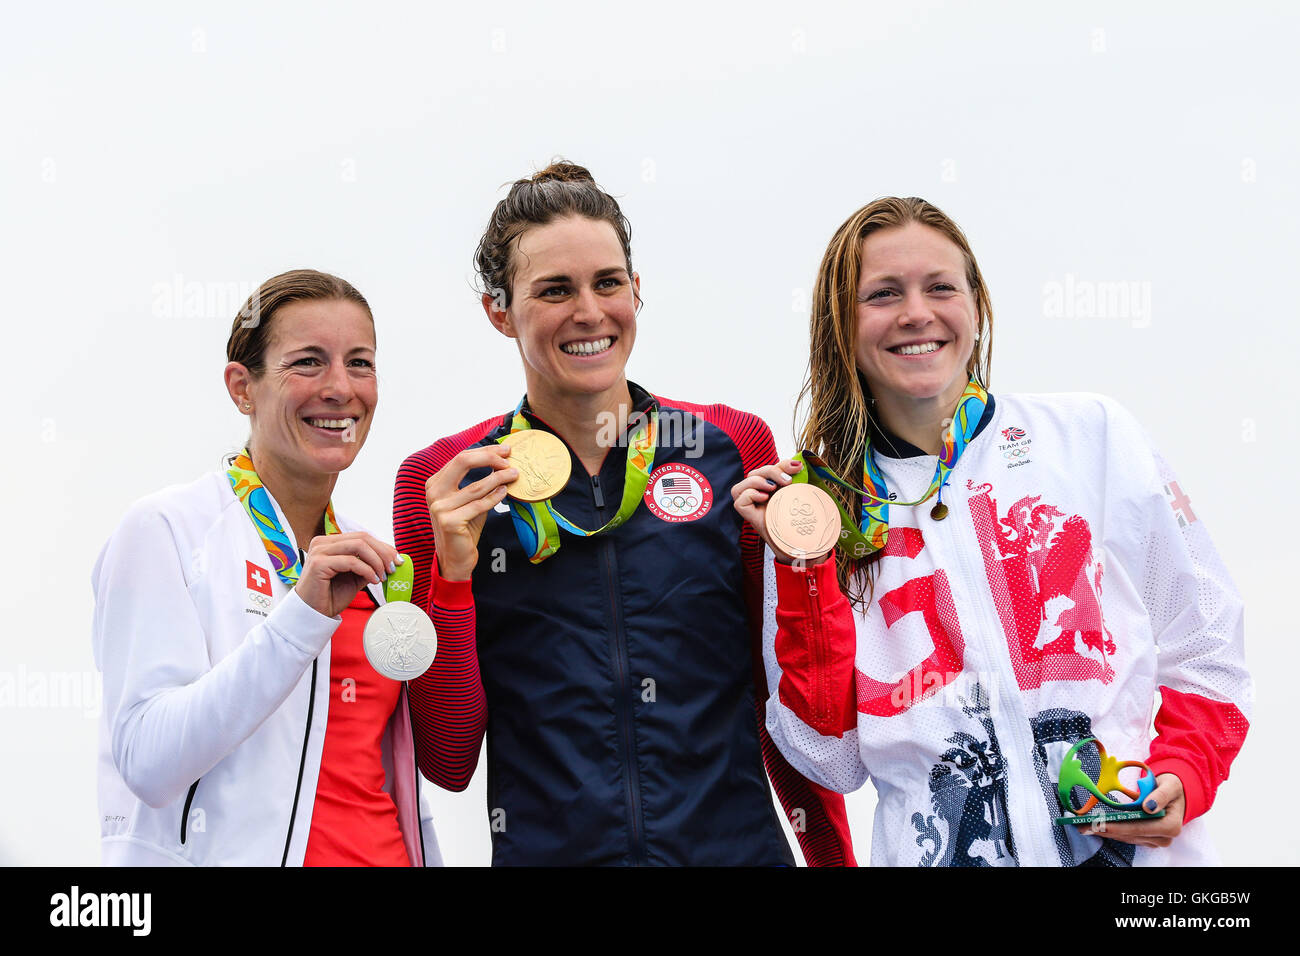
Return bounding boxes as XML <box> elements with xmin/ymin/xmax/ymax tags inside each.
<box><xmin>644</xmin><ymin>464</ymin><xmax>713</xmax><ymax>523</ymax></box>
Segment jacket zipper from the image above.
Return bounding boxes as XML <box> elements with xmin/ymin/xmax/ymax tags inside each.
<box><xmin>805</xmin><ymin>569</ymin><xmax>829</xmax><ymax>727</ymax></box>
<box><xmin>595</xmin><ymin>474</ymin><xmax>645</xmax><ymax>864</ymax></box>
<box><xmin>281</xmin><ymin>546</ymin><xmax>318</xmax><ymax>867</ymax></box>
<box><xmin>179</xmin><ymin>779</ymin><xmax>200</xmax><ymax>844</ymax></box>
<box><xmin>603</xmin><ymin>538</ymin><xmax>645</xmax><ymax>864</ymax></box>
<box><xmin>280</xmin><ymin>658</ymin><xmax>318</xmax><ymax>865</ymax></box>
<box><xmin>940</xmin><ymin>499</ymin><xmax>1056</xmax><ymax>867</ymax></box>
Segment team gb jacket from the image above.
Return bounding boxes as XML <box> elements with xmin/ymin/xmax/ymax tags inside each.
<box><xmin>763</xmin><ymin>392</ymin><xmax>1251</xmax><ymax>866</ymax></box>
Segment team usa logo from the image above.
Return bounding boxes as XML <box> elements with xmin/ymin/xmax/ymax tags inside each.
<box><xmin>644</xmin><ymin>464</ymin><xmax>713</xmax><ymax>522</ymax></box>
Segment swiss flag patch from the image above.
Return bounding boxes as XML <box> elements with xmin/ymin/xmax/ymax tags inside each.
<box><xmin>246</xmin><ymin>560</ymin><xmax>272</xmax><ymax>595</ymax></box>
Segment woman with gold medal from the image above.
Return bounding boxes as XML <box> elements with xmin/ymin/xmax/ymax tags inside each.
<box><xmin>731</xmin><ymin>197</ymin><xmax>1252</xmax><ymax>866</ymax></box>
<box><xmin>395</xmin><ymin>161</ymin><xmax>855</xmax><ymax>865</ymax></box>
<box><xmin>93</xmin><ymin>270</ymin><xmax>442</xmax><ymax>865</ymax></box>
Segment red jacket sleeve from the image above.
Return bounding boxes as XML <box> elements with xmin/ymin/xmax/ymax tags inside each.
<box><xmin>1146</xmin><ymin>688</ymin><xmax>1248</xmax><ymax>823</ymax></box>
<box><xmin>393</xmin><ymin>422</ymin><xmax>497</xmax><ymax>791</ymax></box>
<box><xmin>773</xmin><ymin>557</ymin><xmax>859</xmax><ymax>740</ymax></box>
<box><xmin>665</xmin><ymin>397</ymin><xmax>858</xmax><ymax>866</ymax></box>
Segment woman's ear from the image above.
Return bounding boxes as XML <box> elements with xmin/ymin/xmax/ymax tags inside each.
<box><xmin>482</xmin><ymin>290</ymin><xmax>516</xmax><ymax>339</ymax></box>
<box><xmin>224</xmin><ymin>362</ymin><xmax>254</xmax><ymax>413</ymax></box>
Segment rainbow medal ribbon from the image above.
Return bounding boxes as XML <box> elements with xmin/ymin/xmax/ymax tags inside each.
<box><xmin>363</xmin><ymin>555</ymin><xmax>437</xmax><ymax>681</ymax></box>
<box><xmin>791</xmin><ymin>379</ymin><xmax>988</xmax><ymax>557</ymax></box>
<box><xmin>498</xmin><ymin>397</ymin><xmax>658</xmax><ymax>563</ymax></box>
<box><xmin>227</xmin><ymin>450</ymin><xmax>435</xmax><ymax>680</ymax></box>
<box><xmin>226</xmin><ymin>449</ymin><xmax>340</xmax><ymax>587</ymax></box>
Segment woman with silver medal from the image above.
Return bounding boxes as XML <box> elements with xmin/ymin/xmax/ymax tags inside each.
<box><xmin>92</xmin><ymin>270</ymin><xmax>441</xmax><ymax>866</ymax></box>
<box><xmin>732</xmin><ymin>198</ymin><xmax>1252</xmax><ymax>867</ymax></box>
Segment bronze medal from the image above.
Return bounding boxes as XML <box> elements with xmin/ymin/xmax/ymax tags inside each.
<box><xmin>503</xmin><ymin>429</ymin><xmax>571</xmax><ymax>502</ymax></box>
<box><xmin>766</xmin><ymin>483</ymin><xmax>840</xmax><ymax>563</ymax></box>
<box><xmin>930</xmin><ymin>502</ymin><xmax>949</xmax><ymax>521</ymax></box>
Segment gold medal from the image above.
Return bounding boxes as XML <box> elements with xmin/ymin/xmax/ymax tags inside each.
<box><xmin>930</xmin><ymin>502</ymin><xmax>949</xmax><ymax>521</ymax></box>
<box><xmin>503</xmin><ymin>429</ymin><xmax>571</xmax><ymax>502</ymax></box>
<box><xmin>766</xmin><ymin>483</ymin><xmax>840</xmax><ymax>563</ymax></box>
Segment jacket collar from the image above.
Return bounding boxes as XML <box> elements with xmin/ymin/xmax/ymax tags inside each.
<box><xmin>870</xmin><ymin>393</ymin><xmax>998</xmax><ymax>460</ymax></box>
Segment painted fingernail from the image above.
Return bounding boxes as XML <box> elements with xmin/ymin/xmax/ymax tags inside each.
<box><xmin>1144</xmin><ymin>798</ymin><xmax>1158</xmax><ymax>812</ymax></box>
<box><xmin>780</xmin><ymin>472</ymin><xmax>793</xmax><ymax>482</ymax></box>
<box><xmin>395</xmin><ymin>555</ymin><xmax>406</xmax><ymax>565</ymax></box>
<box><xmin>387</xmin><ymin>561</ymin><xmax>396</xmax><ymax>574</ymax></box>
<box><xmin>765</xmin><ymin>479</ymin><xmax>777</xmax><ymax>488</ymax></box>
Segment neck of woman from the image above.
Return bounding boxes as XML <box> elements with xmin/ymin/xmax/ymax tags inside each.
<box><xmin>249</xmin><ymin>449</ymin><xmax>338</xmax><ymax>551</ymax></box>
<box><xmin>872</xmin><ymin>383</ymin><xmax>967</xmax><ymax>457</ymax></box>
<box><xmin>525</xmin><ymin>376</ymin><xmax>635</xmax><ymax>476</ymax></box>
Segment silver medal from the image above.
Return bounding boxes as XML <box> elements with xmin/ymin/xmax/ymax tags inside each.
<box><xmin>363</xmin><ymin>601</ymin><xmax>437</xmax><ymax>681</ymax></box>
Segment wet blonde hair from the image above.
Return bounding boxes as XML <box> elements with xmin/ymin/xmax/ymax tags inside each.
<box><xmin>795</xmin><ymin>197</ymin><xmax>993</xmax><ymax>609</ymax></box>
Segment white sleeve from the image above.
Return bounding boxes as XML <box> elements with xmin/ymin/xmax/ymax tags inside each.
<box><xmin>1102</xmin><ymin>399</ymin><xmax>1251</xmax><ymax>710</ymax></box>
<box><xmin>92</xmin><ymin>502</ymin><xmax>340</xmax><ymax>808</ymax></box>
<box><xmin>761</xmin><ymin>547</ymin><xmax>870</xmax><ymax>794</ymax></box>
<box><xmin>1101</xmin><ymin>398</ymin><xmax>1251</xmax><ymax>817</ymax></box>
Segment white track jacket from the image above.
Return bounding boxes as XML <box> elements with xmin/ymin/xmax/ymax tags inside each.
<box><xmin>762</xmin><ymin>393</ymin><xmax>1250</xmax><ymax>866</ymax></box>
<box><xmin>92</xmin><ymin>467</ymin><xmax>441</xmax><ymax>866</ymax></box>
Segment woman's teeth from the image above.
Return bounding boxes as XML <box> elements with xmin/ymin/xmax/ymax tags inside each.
<box><xmin>306</xmin><ymin>417</ymin><xmax>356</xmax><ymax>430</ymax></box>
<box><xmin>891</xmin><ymin>342</ymin><xmax>942</xmax><ymax>355</ymax></box>
<box><xmin>561</xmin><ymin>337</ymin><xmax>613</xmax><ymax>356</ymax></box>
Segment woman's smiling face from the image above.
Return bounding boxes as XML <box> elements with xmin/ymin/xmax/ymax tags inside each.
<box><xmin>489</xmin><ymin>215</ymin><xmax>638</xmax><ymax>402</ymax></box>
<box><xmin>854</xmin><ymin>221</ymin><xmax>978</xmax><ymax>412</ymax></box>
<box><xmin>241</xmin><ymin>298</ymin><xmax>378</xmax><ymax>480</ymax></box>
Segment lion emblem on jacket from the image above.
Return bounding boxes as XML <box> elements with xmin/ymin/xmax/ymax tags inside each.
<box><xmin>911</xmin><ymin>686</ymin><xmax>1016</xmax><ymax>866</ymax></box>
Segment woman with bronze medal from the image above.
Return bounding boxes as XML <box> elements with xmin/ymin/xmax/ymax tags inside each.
<box><xmin>732</xmin><ymin>198</ymin><xmax>1252</xmax><ymax>866</ymax></box>
<box><xmin>395</xmin><ymin>161</ymin><xmax>855</xmax><ymax>865</ymax></box>
<box><xmin>93</xmin><ymin>270</ymin><xmax>442</xmax><ymax>865</ymax></box>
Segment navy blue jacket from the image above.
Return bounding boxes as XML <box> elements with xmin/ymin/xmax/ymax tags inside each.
<box><xmin>395</xmin><ymin>385</ymin><xmax>855</xmax><ymax>866</ymax></box>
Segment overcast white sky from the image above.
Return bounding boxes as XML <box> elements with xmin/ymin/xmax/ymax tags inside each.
<box><xmin>3</xmin><ymin>1</ymin><xmax>1296</xmax><ymax>865</ymax></box>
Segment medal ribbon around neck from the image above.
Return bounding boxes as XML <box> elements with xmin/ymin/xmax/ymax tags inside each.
<box><xmin>497</xmin><ymin>397</ymin><xmax>658</xmax><ymax>563</ymax></box>
<box><xmin>226</xmin><ymin>449</ymin><xmax>340</xmax><ymax>587</ymax></box>
<box><xmin>790</xmin><ymin>379</ymin><xmax>988</xmax><ymax>558</ymax></box>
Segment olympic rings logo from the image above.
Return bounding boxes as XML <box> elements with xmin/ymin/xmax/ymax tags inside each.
<box><xmin>387</xmin><ymin>579</ymin><xmax>412</xmax><ymax>592</ymax></box>
<box><xmin>249</xmin><ymin>592</ymin><xmax>272</xmax><ymax>609</ymax></box>
<box><xmin>644</xmin><ymin>463</ymin><xmax>713</xmax><ymax>522</ymax></box>
<box><xmin>659</xmin><ymin>494</ymin><xmax>699</xmax><ymax>514</ymax></box>
<box><xmin>1003</xmin><ymin>447</ymin><xmax>1031</xmax><ymax>459</ymax></box>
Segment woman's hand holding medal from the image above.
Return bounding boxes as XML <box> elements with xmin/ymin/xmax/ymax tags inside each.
<box><xmin>296</xmin><ymin>532</ymin><xmax>402</xmax><ymax>618</ymax></box>
<box><xmin>732</xmin><ymin>459</ymin><xmax>801</xmax><ymax>551</ymax></box>
<box><xmin>732</xmin><ymin>458</ymin><xmax>839</xmax><ymax>565</ymax></box>
<box><xmin>424</xmin><ymin>445</ymin><xmax>519</xmax><ymax>581</ymax></box>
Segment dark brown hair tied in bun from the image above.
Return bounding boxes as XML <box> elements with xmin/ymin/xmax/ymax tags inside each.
<box><xmin>474</xmin><ymin>158</ymin><xmax>634</xmax><ymax>308</ymax></box>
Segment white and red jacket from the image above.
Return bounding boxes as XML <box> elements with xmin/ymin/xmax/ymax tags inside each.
<box><xmin>92</xmin><ymin>466</ymin><xmax>441</xmax><ymax>866</ymax></box>
<box><xmin>763</xmin><ymin>392</ymin><xmax>1250</xmax><ymax>866</ymax></box>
